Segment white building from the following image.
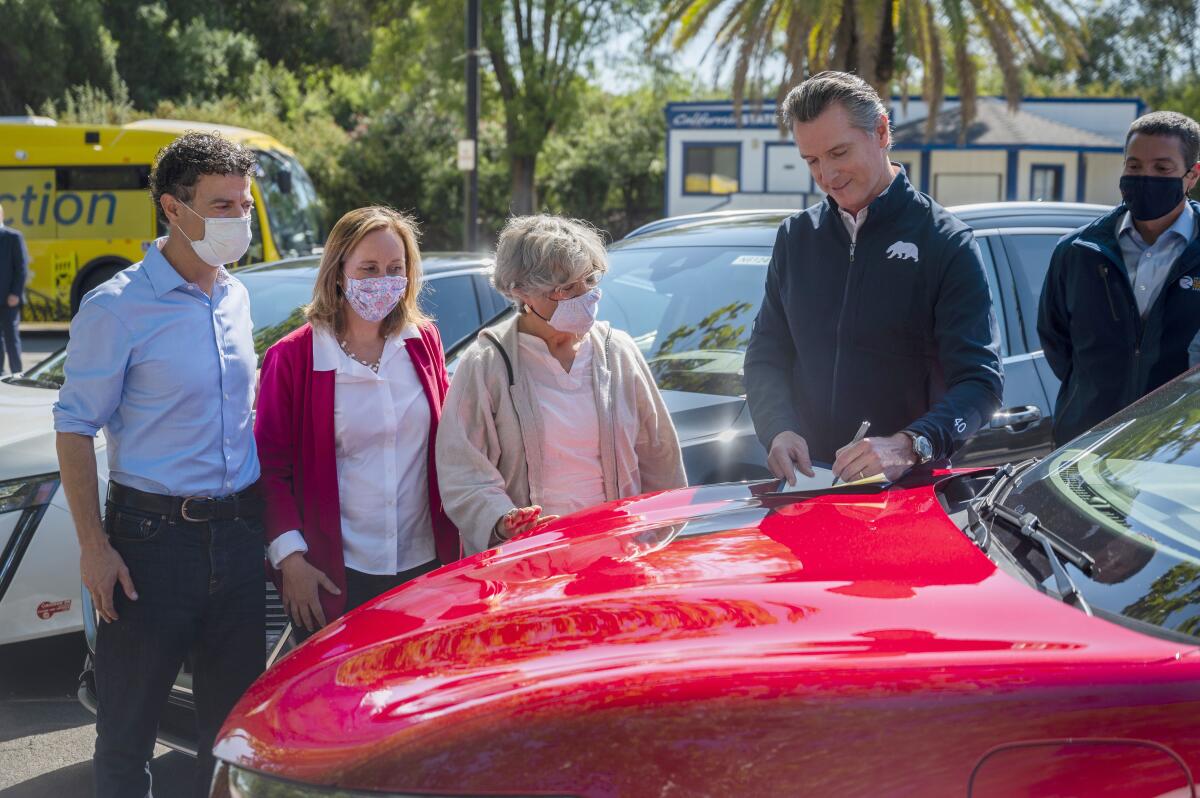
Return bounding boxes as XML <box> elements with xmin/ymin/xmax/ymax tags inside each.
<box><xmin>663</xmin><ymin>96</ymin><xmax>1146</xmax><ymax>217</ymax></box>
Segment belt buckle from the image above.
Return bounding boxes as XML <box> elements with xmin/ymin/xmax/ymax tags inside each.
<box><xmin>180</xmin><ymin>496</ymin><xmax>211</xmax><ymax>523</ymax></box>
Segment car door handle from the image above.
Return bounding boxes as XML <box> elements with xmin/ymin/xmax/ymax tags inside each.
<box><xmin>990</xmin><ymin>405</ymin><xmax>1043</xmax><ymax>431</ymax></box>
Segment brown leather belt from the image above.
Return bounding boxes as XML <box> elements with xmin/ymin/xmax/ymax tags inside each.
<box><xmin>107</xmin><ymin>480</ymin><xmax>264</xmax><ymax>523</ymax></box>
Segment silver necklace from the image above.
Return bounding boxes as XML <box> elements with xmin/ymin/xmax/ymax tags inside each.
<box><xmin>339</xmin><ymin>339</ymin><xmax>381</xmax><ymax>372</ymax></box>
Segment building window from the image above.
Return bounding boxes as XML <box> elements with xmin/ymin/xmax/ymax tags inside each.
<box><xmin>1030</xmin><ymin>165</ymin><xmax>1064</xmax><ymax>201</ymax></box>
<box><xmin>684</xmin><ymin>144</ymin><xmax>740</xmax><ymax>194</ymax></box>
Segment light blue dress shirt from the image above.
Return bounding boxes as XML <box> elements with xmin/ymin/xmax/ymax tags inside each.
<box><xmin>53</xmin><ymin>239</ymin><xmax>260</xmax><ymax>497</ymax></box>
<box><xmin>1117</xmin><ymin>207</ymin><xmax>1197</xmax><ymax>317</ymax></box>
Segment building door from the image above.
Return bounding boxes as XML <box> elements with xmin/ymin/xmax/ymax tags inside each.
<box><xmin>765</xmin><ymin>143</ymin><xmax>813</xmax><ymax>193</ymax></box>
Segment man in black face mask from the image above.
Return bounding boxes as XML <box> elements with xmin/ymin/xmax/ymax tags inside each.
<box><xmin>1038</xmin><ymin>111</ymin><xmax>1200</xmax><ymax>445</ymax></box>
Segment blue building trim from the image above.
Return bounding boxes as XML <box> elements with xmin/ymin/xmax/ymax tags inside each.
<box><xmin>891</xmin><ymin>143</ymin><xmax>1123</xmax><ymax>153</ymax></box>
<box><xmin>664</xmin><ymin>95</ymin><xmax>1142</xmax><ymax>214</ymax></box>
<box><xmin>1076</xmin><ymin>152</ymin><xmax>1088</xmax><ymax>202</ymax></box>
<box><xmin>1006</xmin><ymin>150</ymin><xmax>1019</xmax><ymax>200</ymax></box>
<box><xmin>666</xmin><ymin>95</ymin><xmax>1144</xmax><ymax>110</ymax></box>
<box><xmin>663</xmin><ymin>127</ymin><xmax>672</xmax><ymax>216</ymax></box>
<box><xmin>680</xmin><ymin>141</ymin><xmax>744</xmax><ymax>196</ymax></box>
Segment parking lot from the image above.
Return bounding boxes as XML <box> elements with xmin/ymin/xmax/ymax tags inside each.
<box><xmin>0</xmin><ymin>634</ymin><xmax>191</xmax><ymax>795</ymax></box>
<box><xmin>3</xmin><ymin>331</ymin><xmax>191</xmax><ymax>796</ymax></box>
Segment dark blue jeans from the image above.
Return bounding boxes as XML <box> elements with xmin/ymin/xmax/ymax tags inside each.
<box><xmin>0</xmin><ymin>303</ymin><xmax>20</xmax><ymax>374</ymax></box>
<box><xmin>93</xmin><ymin>503</ymin><xmax>265</xmax><ymax>798</ymax></box>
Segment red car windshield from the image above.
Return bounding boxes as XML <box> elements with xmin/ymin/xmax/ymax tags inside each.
<box><xmin>1000</xmin><ymin>368</ymin><xmax>1200</xmax><ymax>640</ymax></box>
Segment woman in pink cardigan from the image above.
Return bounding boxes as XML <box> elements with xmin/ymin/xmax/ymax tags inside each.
<box><xmin>255</xmin><ymin>206</ymin><xmax>459</xmax><ymax>637</ymax></box>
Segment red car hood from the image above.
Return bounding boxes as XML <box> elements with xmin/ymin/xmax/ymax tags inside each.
<box><xmin>216</xmin><ymin>477</ymin><xmax>1187</xmax><ymax>786</ymax></box>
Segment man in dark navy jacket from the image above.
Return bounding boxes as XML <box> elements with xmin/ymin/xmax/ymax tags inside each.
<box><xmin>1038</xmin><ymin>111</ymin><xmax>1200</xmax><ymax>446</ymax></box>
<box><xmin>0</xmin><ymin>203</ymin><xmax>29</xmax><ymax>374</ymax></box>
<box><xmin>744</xmin><ymin>71</ymin><xmax>1004</xmax><ymax>485</ymax></box>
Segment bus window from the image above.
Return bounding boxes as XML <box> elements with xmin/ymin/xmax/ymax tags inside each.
<box><xmin>58</xmin><ymin>166</ymin><xmax>150</xmax><ymax>191</ymax></box>
<box><xmin>255</xmin><ymin>151</ymin><xmax>322</xmax><ymax>259</ymax></box>
<box><xmin>54</xmin><ymin>165</ymin><xmax>153</xmax><ymax>240</ymax></box>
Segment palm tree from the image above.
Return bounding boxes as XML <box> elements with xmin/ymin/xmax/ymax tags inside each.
<box><xmin>652</xmin><ymin>0</ymin><xmax>1087</xmax><ymax>143</ymax></box>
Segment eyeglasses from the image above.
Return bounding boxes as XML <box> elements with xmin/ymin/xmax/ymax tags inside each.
<box><xmin>545</xmin><ymin>270</ymin><xmax>602</xmax><ymax>301</ymax></box>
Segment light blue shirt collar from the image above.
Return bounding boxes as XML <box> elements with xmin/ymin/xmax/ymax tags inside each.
<box><xmin>142</xmin><ymin>240</ymin><xmax>186</xmax><ymax>298</ymax></box>
<box><xmin>142</xmin><ymin>237</ymin><xmax>233</xmax><ymax>298</ymax></box>
<box><xmin>1119</xmin><ymin>205</ymin><xmax>1197</xmax><ymax>247</ymax></box>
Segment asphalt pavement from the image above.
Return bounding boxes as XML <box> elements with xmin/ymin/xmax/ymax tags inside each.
<box><xmin>0</xmin><ymin>330</ymin><xmax>201</xmax><ymax>796</ymax></box>
<box><xmin>0</xmin><ymin>634</ymin><xmax>192</xmax><ymax>796</ymax></box>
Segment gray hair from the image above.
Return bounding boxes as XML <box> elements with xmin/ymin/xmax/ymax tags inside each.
<box><xmin>1126</xmin><ymin>111</ymin><xmax>1200</xmax><ymax>168</ymax></box>
<box><xmin>779</xmin><ymin>71</ymin><xmax>888</xmax><ymax>138</ymax></box>
<box><xmin>492</xmin><ymin>215</ymin><xmax>608</xmax><ymax>305</ymax></box>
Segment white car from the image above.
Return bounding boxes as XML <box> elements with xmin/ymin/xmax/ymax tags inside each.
<box><xmin>0</xmin><ymin>253</ymin><xmax>503</xmax><ymax>649</ymax></box>
<box><xmin>0</xmin><ymin>355</ymin><xmax>105</xmax><ymax>644</ymax></box>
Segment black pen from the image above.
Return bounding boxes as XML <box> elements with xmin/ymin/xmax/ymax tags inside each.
<box><xmin>831</xmin><ymin>420</ymin><xmax>871</xmax><ymax>487</ymax></box>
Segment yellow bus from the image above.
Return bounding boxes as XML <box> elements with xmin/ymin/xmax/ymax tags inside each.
<box><xmin>0</xmin><ymin>117</ymin><xmax>324</xmax><ymax>323</ymax></box>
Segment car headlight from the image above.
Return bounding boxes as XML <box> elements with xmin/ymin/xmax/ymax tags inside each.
<box><xmin>0</xmin><ymin>473</ymin><xmax>61</xmax><ymax>603</ymax></box>
<box><xmin>213</xmin><ymin>761</ymin><xmax>577</xmax><ymax>797</ymax></box>
<box><xmin>0</xmin><ymin>473</ymin><xmax>59</xmax><ymax>515</ymax></box>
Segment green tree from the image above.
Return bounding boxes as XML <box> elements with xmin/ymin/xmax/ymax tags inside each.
<box><xmin>0</xmin><ymin>0</ymin><xmax>122</xmax><ymax>114</ymax></box>
<box><xmin>651</xmin><ymin>0</ymin><xmax>1086</xmax><ymax>142</ymax></box>
<box><xmin>540</xmin><ymin>82</ymin><xmax>674</xmax><ymax>237</ymax></box>
<box><xmin>1073</xmin><ymin>0</ymin><xmax>1197</xmax><ymax>93</ymax></box>
<box><xmin>482</xmin><ymin>0</ymin><xmax>650</xmax><ymax>214</ymax></box>
<box><xmin>106</xmin><ymin>2</ymin><xmax>262</xmax><ymax>108</ymax></box>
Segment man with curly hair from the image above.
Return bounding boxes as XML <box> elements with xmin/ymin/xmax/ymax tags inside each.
<box><xmin>53</xmin><ymin>131</ymin><xmax>264</xmax><ymax>798</ymax></box>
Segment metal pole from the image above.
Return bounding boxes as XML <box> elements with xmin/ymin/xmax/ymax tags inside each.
<box><xmin>464</xmin><ymin>0</ymin><xmax>480</xmax><ymax>251</ymax></box>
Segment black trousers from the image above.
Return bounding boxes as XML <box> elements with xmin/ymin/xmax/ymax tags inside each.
<box><xmin>93</xmin><ymin>502</ymin><xmax>265</xmax><ymax>798</ymax></box>
<box><xmin>293</xmin><ymin>558</ymin><xmax>439</xmax><ymax>644</ymax></box>
<box><xmin>0</xmin><ymin>303</ymin><xmax>20</xmax><ymax>374</ymax></box>
<box><xmin>343</xmin><ymin>560</ymin><xmax>440</xmax><ymax>612</ymax></box>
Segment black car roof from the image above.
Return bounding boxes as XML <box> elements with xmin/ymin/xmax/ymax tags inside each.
<box><xmin>614</xmin><ymin>202</ymin><xmax>1109</xmax><ymax>250</ymax></box>
<box><xmin>235</xmin><ymin>252</ymin><xmax>493</xmax><ymax>277</ymax></box>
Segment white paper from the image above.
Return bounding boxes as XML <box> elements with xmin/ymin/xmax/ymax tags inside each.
<box><xmin>776</xmin><ymin>466</ymin><xmax>885</xmax><ymax>493</ymax></box>
<box><xmin>777</xmin><ymin>466</ymin><xmax>835</xmax><ymax>493</ymax></box>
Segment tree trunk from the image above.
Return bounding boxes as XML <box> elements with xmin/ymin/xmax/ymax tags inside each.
<box><xmin>834</xmin><ymin>0</ymin><xmax>859</xmax><ymax>74</ymax></box>
<box><xmin>874</xmin><ymin>0</ymin><xmax>896</xmax><ymax>91</ymax></box>
<box><xmin>510</xmin><ymin>152</ymin><xmax>538</xmax><ymax>215</ymax></box>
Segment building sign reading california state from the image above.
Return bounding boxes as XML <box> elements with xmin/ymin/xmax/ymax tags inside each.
<box><xmin>667</xmin><ymin>106</ymin><xmax>779</xmax><ymax>129</ymax></box>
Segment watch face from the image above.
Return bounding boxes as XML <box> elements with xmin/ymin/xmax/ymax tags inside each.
<box><xmin>916</xmin><ymin>435</ymin><xmax>933</xmax><ymax>461</ymax></box>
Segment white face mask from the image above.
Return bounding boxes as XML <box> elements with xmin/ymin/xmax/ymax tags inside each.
<box><xmin>176</xmin><ymin>201</ymin><xmax>253</xmax><ymax>267</ymax></box>
<box><xmin>546</xmin><ymin>287</ymin><xmax>602</xmax><ymax>335</ymax></box>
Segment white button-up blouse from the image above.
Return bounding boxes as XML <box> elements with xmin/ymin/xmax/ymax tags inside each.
<box><xmin>266</xmin><ymin>325</ymin><xmax>435</xmax><ymax>574</ymax></box>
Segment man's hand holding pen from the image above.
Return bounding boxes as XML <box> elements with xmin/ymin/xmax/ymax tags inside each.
<box><xmin>832</xmin><ymin>432</ymin><xmax>918</xmax><ymax>483</ymax></box>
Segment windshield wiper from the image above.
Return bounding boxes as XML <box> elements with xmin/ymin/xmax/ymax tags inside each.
<box><xmin>982</xmin><ymin>502</ymin><xmax>1095</xmax><ymax>615</ymax></box>
<box><xmin>3</xmin><ymin>375</ymin><xmax>60</xmax><ymax>389</ymax></box>
<box><xmin>967</xmin><ymin>462</ymin><xmax>1096</xmax><ymax>615</ymax></box>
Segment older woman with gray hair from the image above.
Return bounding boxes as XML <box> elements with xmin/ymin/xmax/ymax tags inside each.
<box><xmin>436</xmin><ymin>214</ymin><xmax>686</xmax><ymax>554</ymax></box>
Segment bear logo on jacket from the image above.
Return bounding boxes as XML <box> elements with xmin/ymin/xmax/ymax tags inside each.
<box><xmin>886</xmin><ymin>241</ymin><xmax>919</xmax><ymax>262</ymax></box>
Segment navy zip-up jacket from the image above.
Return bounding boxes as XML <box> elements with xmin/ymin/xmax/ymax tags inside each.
<box><xmin>1037</xmin><ymin>202</ymin><xmax>1200</xmax><ymax>446</ymax></box>
<box><xmin>744</xmin><ymin>169</ymin><xmax>1004</xmax><ymax>465</ymax></box>
<box><xmin>0</xmin><ymin>227</ymin><xmax>28</xmax><ymax>304</ymax></box>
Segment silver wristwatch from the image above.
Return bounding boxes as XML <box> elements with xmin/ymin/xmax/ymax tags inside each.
<box><xmin>901</xmin><ymin>430</ymin><xmax>933</xmax><ymax>464</ymax></box>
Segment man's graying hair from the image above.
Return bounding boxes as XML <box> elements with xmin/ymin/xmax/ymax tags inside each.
<box><xmin>779</xmin><ymin>71</ymin><xmax>889</xmax><ymax>140</ymax></box>
<box><xmin>1126</xmin><ymin>111</ymin><xmax>1200</xmax><ymax>167</ymax></box>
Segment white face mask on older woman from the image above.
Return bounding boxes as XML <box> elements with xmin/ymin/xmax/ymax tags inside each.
<box><xmin>540</xmin><ymin>287</ymin><xmax>602</xmax><ymax>335</ymax></box>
